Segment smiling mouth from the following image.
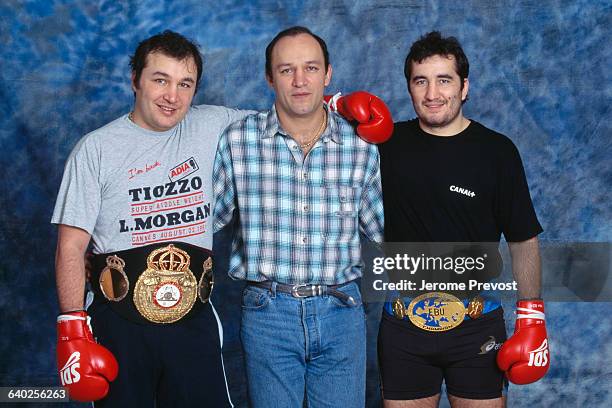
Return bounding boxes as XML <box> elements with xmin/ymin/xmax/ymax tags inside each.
<box><xmin>158</xmin><ymin>105</ymin><xmax>177</xmax><ymax>115</ymax></box>
<box><xmin>424</xmin><ymin>101</ymin><xmax>445</xmax><ymax>107</ymax></box>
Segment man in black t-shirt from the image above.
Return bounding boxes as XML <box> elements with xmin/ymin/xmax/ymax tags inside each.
<box><xmin>377</xmin><ymin>32</ymin><xmax>550</xmax><ymax>408</ymax></box>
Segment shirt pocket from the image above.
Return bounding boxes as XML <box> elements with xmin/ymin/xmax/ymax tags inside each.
<box><xmin>321</xmin><ymin>184</ymin><xmax>361</xmax><ymax>244</ymax></box>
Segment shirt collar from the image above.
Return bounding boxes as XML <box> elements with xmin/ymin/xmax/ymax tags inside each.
<box><xmin>263</xmin><ymin>103</ymin><xmax>343</xmax><ymax>145</ymax></box>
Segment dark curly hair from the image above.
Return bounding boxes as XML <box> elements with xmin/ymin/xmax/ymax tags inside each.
<box><xmin>404</xmin><ymin>31</ymin><xmax>469</xmax><ymax>90</ymax></box>
<box><xmin>130</xmin><ymin>30</ymin><xmax>203</xmax><ymax>93</ymax></box>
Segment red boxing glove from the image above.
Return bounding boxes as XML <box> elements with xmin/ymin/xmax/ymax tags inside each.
<box><xmin>57</xmin><ymin>311</ymin><xmax>118</xmax><ymax>402</ymax></box>
<box><xmin>325</xmin><ymin>91</ymin><xmax>394</xmax><ymax>144</ymax></box>
<box><xmin>497</xmin><ymin>300</ymin><xmax>550</xmax><ymax>384</ymax></box>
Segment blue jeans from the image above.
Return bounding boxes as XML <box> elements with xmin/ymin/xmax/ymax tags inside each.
<box><xmin>240</xmin><ymin>281</ymin><xmax>366</xmax><ymax>408</ymax></box>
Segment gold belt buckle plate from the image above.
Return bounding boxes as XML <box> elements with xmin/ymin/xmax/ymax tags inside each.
<box><xmin>99</xmin><ymin>255</ymin><xmax>129</xmax><ymax>302</ymax></box>
<box><xmin>407</xmin><ymin>292</ymin><xmax>466</xmax><ymax>332</ymax></box>
<box><xmin>198</xmin><ymin>256</ymin><xmax>214</xmax><ymax>303</ymax></box>
<box><xmin>467</xmin><ymin>295</ymin><xmax>484</xmax><ymax>319</ymax></box>
<box><xmin>134</xmin><ymin>244</ymin><xmax>197</xmax><ymax>324</ymax></box>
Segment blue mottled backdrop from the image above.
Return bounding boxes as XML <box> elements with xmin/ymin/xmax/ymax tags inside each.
<box><xmin>0</xmin><ymin>0</ymin><xmax>610</xmax><ymax>407</ymax></box>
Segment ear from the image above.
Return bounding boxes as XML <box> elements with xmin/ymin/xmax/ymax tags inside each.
<box><xmin>324</xmin><ymin>64</ymin><xmax>332</xmax><ymax>87</ymax></box>
<box><xmin>266</xmin><ymin>72</ymin><xmax>275</xmax><ymax>89</ymax></box>
<box><xmin>461</xmin><ymin>78</ymin><xmax>469</xmax><ymax>102</ymax></box>
<box><xmin>131</xmin><ymin>72</ymin><xmax>138</xmax><ymax>92</ymax></box>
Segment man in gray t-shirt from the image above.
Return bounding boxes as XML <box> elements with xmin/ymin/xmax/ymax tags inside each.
<box><xmin>51</xmin><ymin>31</ymin><xmax>247</xmax><ymax>407</ymax></box>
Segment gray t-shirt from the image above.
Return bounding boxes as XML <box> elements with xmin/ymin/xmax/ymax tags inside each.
<box><xmin>51</xmin><ymin>105</ymin><xmax>249</xmax><ymax>254</ymax></box>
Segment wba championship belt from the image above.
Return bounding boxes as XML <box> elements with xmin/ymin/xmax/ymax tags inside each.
<box><xmin>134</xmin><ymin>245</ymin><xmax>197</xmax><ymax>324</ymax></box>
<box><xmin>91</xmin><ymin>242</ymin><xmax>214</xmax><ymax>324</ymax></box>
<box><xmin>393</xmin><ymin>292</ymin><xmax>466</xmax><ymax>332</ymax></box>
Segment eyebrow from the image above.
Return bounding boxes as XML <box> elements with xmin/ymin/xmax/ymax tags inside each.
<box><xmin>412</xmin><ymin>74</ymin><xmax>454</xmax><ymax>81</ymax></box>
<box><xmin>275</xmin><ymin>60</ymin><xmax>322</xmax><ymax>68</ymax></box>
<box><xmin>151</xmin><ymin>71</ymin><xmax>195</xmax><ymax>83</ymax></box>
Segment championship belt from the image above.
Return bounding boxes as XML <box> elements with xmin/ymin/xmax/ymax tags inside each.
<box><xmin>133</xmin><ymin>245</ymin><xmax>198</xmax><ymax>324</ymax></box>
<box><xmin>90</xmin><ymin>242</ymin><xmax>214</xmax><ymax>325</ymax></box>
<box><xmin>393</xmin><ymin>292</ymin><xmax>466</xmax><ymax>332</ymax></box>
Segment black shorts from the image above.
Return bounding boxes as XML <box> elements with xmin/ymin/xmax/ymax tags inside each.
<box><xmin>378</xmin><ymin>307</ymin><xmax>508</xmax><ymax>400</ymax></box>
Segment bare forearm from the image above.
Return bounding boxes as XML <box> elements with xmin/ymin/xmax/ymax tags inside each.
<box><xmin>55</xmin><ymin>225</ymin><xmax>90</xmax><ymax>312</ymax></box>
<box><xmin>508</xmin><ymin>236</ymin><xmax>542</xmax><ymax>299</ymax></box>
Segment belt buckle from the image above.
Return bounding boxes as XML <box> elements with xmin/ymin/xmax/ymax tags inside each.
<box><xmin>133</xmin><ymin>244</ymin><xmax>198</xmax><ymax>324</ymax></box>
<box><xmin>291</xmin><ymin>284</ymin><xmax>310</xmax><ymax>298</ymax></box>
<box><xmin>407</xmin><ymin>292</ymin><xmax>466</xmax><ymax>332</ymax></box>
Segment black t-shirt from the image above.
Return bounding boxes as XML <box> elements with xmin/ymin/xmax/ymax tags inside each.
<box><xmin>378</xmin><ymin>119</ymin><xmax>543</xmax><ymax>243</ymax></box>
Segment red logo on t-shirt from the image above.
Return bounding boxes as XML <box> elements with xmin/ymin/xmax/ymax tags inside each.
<box><xmin>128</xmin><ymin>161</ymin><xmax>161</xmax><ymax>180</ymax></box>
<box><xmin>169</xmin><ymin>157</ymin><xmax>199</xmax><ymax>182</ymax></box>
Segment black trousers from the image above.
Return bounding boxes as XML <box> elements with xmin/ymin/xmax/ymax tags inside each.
<box><xmin>89</xmin><ymin>297</ymin><xmax>233</xmax><ymax>407</ymax></box>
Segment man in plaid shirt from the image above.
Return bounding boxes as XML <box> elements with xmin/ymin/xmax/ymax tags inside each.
<box><xmin>213</xmin><ymin>26</ymin><xmax>389</xmax><ymax>407</ymax></box>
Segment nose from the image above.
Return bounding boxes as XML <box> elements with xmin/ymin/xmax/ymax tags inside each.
<box><xmin>425</xmin><ymin>82</ymin><xmax>438</xmax><ymax>100</ymax></box>
<box><xmin>292</xmin><ymin>69</ymin><xmax>306</xmax><ymax>87</ymax></box>
<box><xmin>164</xmin><ymin>85</ymin><xmax>178</xmax><ymax>103</ymax></box>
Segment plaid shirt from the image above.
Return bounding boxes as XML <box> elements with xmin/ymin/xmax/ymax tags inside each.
<box><xmin>213</xmin><ymin>105</ymin><xmax>384</xmax><ymax>284</ymax></box>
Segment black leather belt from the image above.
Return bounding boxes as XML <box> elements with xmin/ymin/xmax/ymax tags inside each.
<box><xmin>90</xmin><ymin>242</ymin><xmax>213</xmax><ymax>325</ymax></box>
<box><xmin>249</xmin><ymin>281</ymin><xmax>357</xmax><ymax>306</ymax></box>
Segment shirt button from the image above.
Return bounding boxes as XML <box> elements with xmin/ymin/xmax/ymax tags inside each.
<box><xmin>303</xmin><ymin>172</ymin><xmax>308</xmax><ymax>179</ymax></box>
<box><xmin>302</xmin><ymin>237</ymin><xmax>308</xmax><ymax>244</ymax></box>
<box><xmin>292</xmin><ymin>144</ymin><xmax>298</xmax><ymax>150</ymax></box>
<box><xmin>303</xmin><ymin>205</ymin><xmax>309</xmax><ymax>212</ymax></box>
